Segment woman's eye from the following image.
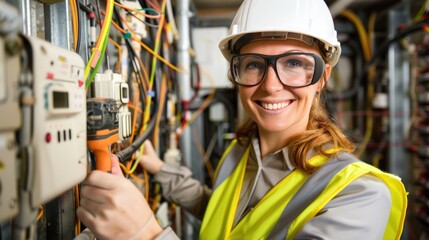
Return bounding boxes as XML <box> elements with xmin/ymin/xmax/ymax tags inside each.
<box><xmin>245</xmin><ymin>61</ymin><xmax>264</xmax><ymax>70</ymax></box>
<box><xmin>284</xmin><ymin>59</ymin><xmax>303</xmax><ymax>68</ymax></box>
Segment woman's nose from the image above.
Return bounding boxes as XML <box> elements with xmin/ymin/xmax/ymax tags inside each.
<box><xmin>259</xmin><ymin>65</ymin><xmax>284</xmax><ymax>92</ymax></box>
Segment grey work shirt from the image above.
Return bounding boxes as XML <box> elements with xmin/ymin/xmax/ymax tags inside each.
<box><xmin>153</xmin><ymin>137</ymin><xmax>392</xmax><ymax>239</ymax></box>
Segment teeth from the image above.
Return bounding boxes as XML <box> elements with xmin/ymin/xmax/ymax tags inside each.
<box><xmin>261</xmin><ymin>101</ymin><xmax>290</xmax><ymax>110</ymax></box>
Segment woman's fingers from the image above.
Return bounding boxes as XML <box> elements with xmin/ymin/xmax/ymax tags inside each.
<box><xmin>139</xmin><ymin>140</ymin><xmax>164</xmax><ymax>174</ymax></box>
<box><xmin>110</xmin><ymin>154</ymin><xmax>123</xmax><ymax>176</ymax></box>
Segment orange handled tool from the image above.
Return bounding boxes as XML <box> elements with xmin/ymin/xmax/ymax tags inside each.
<box><xmin>87</xmin><ymin>98</ymin><xmax>119</xmax><ymax>172</ymax></box>
<box><xmin>87</xmin><ymin>129</ymin><xmax>119</xmax><ymax>171</ymax></box>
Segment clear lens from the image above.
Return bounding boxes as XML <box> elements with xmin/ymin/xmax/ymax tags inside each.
<box><xmin>232</xmin><ymin>53</ymin><xmax>318</xmax><ymax>87</ymax></box>
<box><xmin>233</xmin><ymin>55</ymin><xmax>265</xmax><ymax>86</ymax></box>
<box><xmin>277</xmin><ymin>54</ymin><xmax>315</xmax><ymax>87</ymax></box>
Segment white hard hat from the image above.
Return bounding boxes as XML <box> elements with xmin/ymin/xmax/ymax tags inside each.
<box><xmin>219</xmin><ymin>0</ymin><xmax>341</xmax><ymax>66</ymax></box>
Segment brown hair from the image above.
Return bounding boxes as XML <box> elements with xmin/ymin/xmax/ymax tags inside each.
<box><xmin>232</xmin><ymin>38</ymin><xmax>355</xmax><ymax>174</ymax></box>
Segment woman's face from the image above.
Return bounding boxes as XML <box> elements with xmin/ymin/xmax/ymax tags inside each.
<box><xmin>237</xmin><ymin>39</ymin><xmax>330</xmax><ymax>140</ymax></box>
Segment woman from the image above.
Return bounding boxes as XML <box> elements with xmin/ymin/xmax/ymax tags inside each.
<box><xmin>77</xmin><ymin>0</ymin><xmax>407</xmax><ymax>239</ymax></box>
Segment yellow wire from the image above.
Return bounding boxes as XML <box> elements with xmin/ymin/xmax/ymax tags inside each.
<box><xmin>110</xmin><ymin>19</ymin><xmax>185</xmax><ymax>75</ymax></box>
<box><xmin>368</xmin><ymin>12</ymin><xmax>377</xmax><ymax>51</ymax></box>
<box><xmin>116</xmin><ymin>12</ymin><xmax>150</xmax><ymax>88</ymax></box>
<box><xmin>148</xmin><ymin>0</ymin><xmax>167</xmax><ymax>90</ymax></box>
<box><xmin>141</xmin><ymin>0</ymin><xmax>167</xmax><ymax>146</ymax></box>
<box><xmin>69</xmin><ymin>0</ymin><xmax>78</xmax><ymax>51</ymax></box>
<box><xmin>37</xmin><ymin>205</ymin><xmax>44</xmax><ymax>221</ymax></box>
<box><xmin>74</xmin><ymin>185</ymin><xmax>81</xmax><ymax>235</ymax></box>
<box><xmin>340</xmin><ymin>9</ymin><xmax>375</xmax><ymax>158</ymax></box>
<box><xmin>340</xmin><ymin>9</ymin><xmax>372</xmax><ymax>62</ymax></box>
<box><xmin>84</xmin><ymin>0</ymin><xmax>114</xmax><ymax>83</ymax></box>
<box><xmin>414</xmin><ymin>0</ymin><xmax>429</xmax><ymax>22</ymax></box>
<box><xmin>108</xmin><ymin>38</ymin><xmax>122</xmax><ymax>73</ymax></box>
<box><xmin>119</xmin><ymin>163</ymin><xmax>146</xmax><ymax>183</ymax></box>
<box><xmin>129</xmin><ymin>0</ymin><xmax>167</xmax><ymax>174</ymax></box>
<box><xmin>336</xmin><ymin>11</ymin><xmax>375</xmax><ymax>153</ymax></box>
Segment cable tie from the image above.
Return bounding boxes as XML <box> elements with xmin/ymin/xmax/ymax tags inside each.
<box><xmin>147</xmin><ymin>91</ymin><xmax>155</xmax><ymax>97</ymax></box>
<box><xmin>123</xmin><ymin>31</ymin><xmax>132</xmax><ymax>40</ymax></box>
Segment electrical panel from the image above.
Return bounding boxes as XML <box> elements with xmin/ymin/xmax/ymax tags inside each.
<box><xmin>24</xmin><ymin>35</ymin><xmax>87</xmax><ymax>207</ymax></box>
<box><xmin>0</xmin><ymin>37</ymin><xmax>21</xmax><ymax>222</ymax></box>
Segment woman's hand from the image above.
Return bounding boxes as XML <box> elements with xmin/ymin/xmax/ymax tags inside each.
<box><xmin>76</xmin><ymin>154</ymin><xmax>163</xmax><ymax>240</ymax></box>
<box><xmin>139</xmin><ymin>140</ymin><xmax>163</xmax><ymax>174</ymax></box>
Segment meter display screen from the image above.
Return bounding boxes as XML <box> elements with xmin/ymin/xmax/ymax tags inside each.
<box><xmin>52</xmin><ymin>91</ymin><xmax>69</xmax><ymax>109</ymax></box>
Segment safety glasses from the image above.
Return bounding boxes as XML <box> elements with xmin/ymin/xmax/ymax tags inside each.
<box><xmin>231</xmin><ymin>52</ymin><xmax>325</xmax><ymax>88</ymax></box>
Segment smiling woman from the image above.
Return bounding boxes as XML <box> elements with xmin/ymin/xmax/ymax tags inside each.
<box><xmin>77</xmin><ymin>0</ymin><xmax>408</xmax><ymax>239</ymax></box>
<box><xmin>235</xmin><ymin>40</ymin><xmax>330</xmax><ymax>157</ymax></box>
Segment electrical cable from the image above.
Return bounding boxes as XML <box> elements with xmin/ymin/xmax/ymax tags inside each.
<box><xmin>108</xmin><ymin>37</ymin><xmax>122</xmax><ymax>72</ymax></box>
<box><xmin>165</xmin><ymin>0</ymin><xmax>179</xmax><ymax>40</ymax></box>
<box><xmin>147</xmin><ymin>0</ymin><xmax>167</xmax><ymax>91</ymax></box>
<box><xmin>340</xmin><ymin>9</ymin><xmax>372</xmax><ymax>62</ymax></box>
<box><xmin>118</xmin><ymin>163</ymin><xmax>146</xmax><ymax>184</ymax></box>
<box><xmin>84</xmin><ymin>0</ymin><xmax>114</xmax><ymax>89</ymax></box>
<box><xmin>153</xmin><ymin>72</ymin><xmax>168</xmax><ymax>149</ymax></box>
<box><xmin>209</xmin><ymin>91</ymin><xmax>236</xmax><ymax>133</ymax></box>
<box><xmin>126</xmin><ymin>36</ymin><xmax>148</xmax><ymax>100</ymax></box>
<box><xmin>87</xmin><ymin>36</ymin><xmax>108</xmax><ymax>87</ymax></box>
<box><xmin>116</xmin><ymin>68</ymin><xmax>160</xmax><ymax>163</ymax></box>
<box><xmin>114</xmin><ymin>1</ymin><xmax>161</xmax><ymax>19</ymax></box>
<box><xmin>75</xmin><ymin>0</ymin><xmax>81</xmax><ymax>53</ymax></box>
<box><xmin>112</xmin><ymin>7</ymin><xmax>149</xmax><ymax>142</ymax></box>
<box><xmin>109</xmin><ymin>10</ymin><xmax>184</xmax><ymax>74</ymax></box>
<box><xmin>190</xmin><ymin>62</ymin><xmax>201</xmax><ymax>103</ymax></box>
<box><xmin>36</xmin><ymin>206</ymin><xmax>44</xmax><ymax>221</ymax></box>
<box><xmin>356</xmin><ymin>15</ymin><xmax>379</xmax><ymax>158</ymax></box>
<box><xmin>112</xmin><ymin>8</ymin><xmax>150</xmax><ymax>90</ymax></box>
<box><xmin>328</xmin><ymin>9</ymin><xmax>367</xmax><ymax>101</ymax></box>
<box><xmin>123</xmin><ymin>0</ymin><xmax>169</xmax><ymax>173</ymax></box>
<box><xmin>329</xmin><ymin>9</ymin><xmax>376</xmax><ymax>156</ymax></box>
<box><xmin>177</xmin><ymin>67</ymin><xmax>217</xmax><ymax>137</ymax></box>
<box><xmin>369</xmin><ymin>17</ymin><xmax>429</xmax><ymax>67</ymax></box>
<box><xmin>144</xmin><ymin>0</ymin><xmax>161</xmax><ymax>12</ymax></box>
<box><xmin>413</xmin><ymin>0</ymin><xmax>429</xmax><ymax>23</ymax></box>
<box><xmin>122</xmin><ymin>8</ymin><xmax>160</xmax><ymax>28</ymax></box>
<box><xmin>69</xmin><ymin>0</ymin><xmax>78</xmax><ymax>51</ymax></box>
<box><xmin>191</xmin><ymin>125</ymin><xmax>214</xmax><ymax>181</ymax></box>
<box><xmin>131</xmin><ymin>67</ymin><xmax>163</xmax><ymax>173</ymax></box>
<box><xmin>74</xmin><ymin>185</ymin><xmax>80</xmax><ymax>235</ymax></box>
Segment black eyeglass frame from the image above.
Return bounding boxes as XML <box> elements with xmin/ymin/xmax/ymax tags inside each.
<box><xmin>230</xmin><ymin>52</ymin><xmax>326</xmax><ymax>88</ymax></box>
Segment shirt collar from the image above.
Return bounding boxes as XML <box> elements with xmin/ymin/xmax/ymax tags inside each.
<box><xmin>250</xmin><ymin>134</ymin><xmax>294</xmax><ymax>171</ymax></box>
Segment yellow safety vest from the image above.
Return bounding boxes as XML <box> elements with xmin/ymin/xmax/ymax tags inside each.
<box><xmin>200</xmin><ymin>140</ymin><xmax>407</xmax><ymax>240</ymax></box>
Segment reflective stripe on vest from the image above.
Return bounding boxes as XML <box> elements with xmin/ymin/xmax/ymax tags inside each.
<box><xmin>267</xmin><ymin>153</ymin><xmax>358</xmax><ymax>240</ymax></box>
<box><xmin>200</xmin><ymin>141</ymin><xmax>407</xmax><ymax>240</ymax></box>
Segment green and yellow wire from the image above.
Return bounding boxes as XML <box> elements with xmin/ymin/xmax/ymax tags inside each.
<box><xmin>84</xmin><ymin>0</ymin><xmax>115</xmax><ymax>89</ymax></box>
